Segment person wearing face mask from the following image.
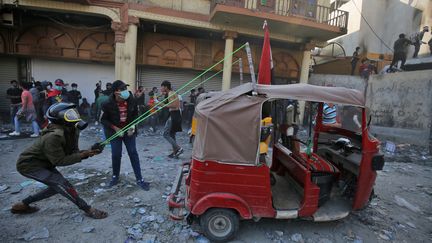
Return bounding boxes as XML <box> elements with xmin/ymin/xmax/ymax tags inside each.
<box><xmin>67</xmin><ymin>83</ymin><xmax>82</xmax><ymax>107</ymax></box>
<box><xmin>46</xmin><ymin>79</ymin><xmax>68</xmax><ymax>109</ymax></box>
<box><xmin>10</xmin><ymin>102</ymin><xmax>107</xmax><ymax>219</ymax></box>
<box><xmin>101</xmin><ymin>80</ymin><xmax>149</xmax><ymax>191</ymax></box>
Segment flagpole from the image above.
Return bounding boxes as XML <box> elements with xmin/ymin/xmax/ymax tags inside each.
<box><xmin>245</xmin><ymin>42</ymin><xmax>257</xmax><ymax>95</ymax></box>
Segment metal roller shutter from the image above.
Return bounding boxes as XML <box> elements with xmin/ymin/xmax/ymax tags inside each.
<box><xmin>137</xmin><ymin>66</ymin><xmax>253</xmax><ymax>95</ymax></box>
<box><xmin>0</xmin><ymin>56</ymin><xmax>18</xmax><ymax>112</ymax></box>
<box><xmin>138</xmin><ymin>67</ymin><xmax>222</xmax><ymax>98</ymax></box>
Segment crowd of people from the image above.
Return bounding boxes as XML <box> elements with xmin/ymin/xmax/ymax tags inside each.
<box><xmin>7</xmin><ymin>77</ymin><xmax>207</xmax><ymax>219</ymax></box>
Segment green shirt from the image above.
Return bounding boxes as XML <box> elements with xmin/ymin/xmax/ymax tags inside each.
<box><xmin>16</xmin><ymin>124</ymin><xmax>82</xmax><ymax>173</ymax></box>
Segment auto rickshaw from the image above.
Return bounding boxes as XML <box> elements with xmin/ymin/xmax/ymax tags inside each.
<box><xmin>169</xmin><ymin>83</ymin><xmax>384</xmax><ymax>242</ymax></box>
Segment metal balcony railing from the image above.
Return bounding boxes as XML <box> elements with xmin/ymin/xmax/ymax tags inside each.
<box><xmin>211</xmin><ymin>0</ymin><xmax>348</xmax><ymax>30</ymax></box>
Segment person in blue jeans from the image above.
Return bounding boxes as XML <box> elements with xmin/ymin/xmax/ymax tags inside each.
<box><xmin>101</xmin><ymin>80</ymin><xmax>149</xmax><ymax>191</ymax></box>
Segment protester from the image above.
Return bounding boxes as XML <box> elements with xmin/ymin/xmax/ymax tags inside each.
<box><xmin>160</xmin><ymin>80</ymin><xmax>183</xmax><ymax>158</ymax></box>
<box><xmin>6</xmin><ymin>80</ymin><xmax>22</xmax><ymax>127</ymax></box>
<box><xmin>101</xmin><ymin>80</ymin><xmax>149</xmax><ymax>190</ymax></box>
<box><xmin>10</xmin><ymin>102</ymin><xmax>107</xmax><ymax>219</ymax></box>
<box><xmin>67</xmin><ymin>83</ymin><xmax>82</xmax><ymax>106</ymax></box>
<box><xmin>351</xmin><ymin>47</ymin><xmax>360</xmax><ymax>75</ymax></box>
<box><xmin>102</xmin><ymin>82</ymin><xmax>113</xmax><ymax>96</ymax></box>
<box><xmin>30</xmin><ymin>81</ymin><xmax>44</xmax><ymax>125</ymax></box>
<box><xmin>359</xmin><ymin>59</ymin><xmax>375</xmax><ymax>79</ymax></box>
<box><xmin>8</xmin><ymin>81</ymin><xmax>40</xmax><ymax>137</ymax></box>
<box><xmin>41</xmin><ymin>81</ymin><xmax>53</xmax><ymax>114</ymax></box>
<box><xmin>147</xmin><ymin>91</ymin><xmax>158</xmax><ymax>133</ymax></box>
<box><xmin>95</xmin><ymin>93</ymin><xmax>109</xmax><ymax>125</ymax></box>
<box><xmin>390</xmin><ymin>33</ymin><xmax>412</xmax><ymax>70</ymax></box>
<box><xmin>134</xmin><ymin>86</ymin><xmax>146</xmax><ymax>115</ymax></box>
<box><xmin>428</xmin><ymin>38</ymin><xmax>432</xmax><ymax>56</ymax></box>
<box><xmin>94</xmin><ymin>81</ymin><xmax>102</xmax><ymax>101</ymax></box>
<box><xmin>198</xmin><ymin>87</ymin><xmax>205</xmax><ymax>96</ymax></box>
<box><xmin>412</xmin><ymin>26</ymin><xmax>429</xmax><ymax>58</ymax></box>
<box><xmin>184</xmin><ymin>89</ymin><xmax>197</xmax><ymax>125</ymax></box>
<box><xmin>46</xmin><ymin>79</ymin><xmax>68</xmax><ymax>110</ymax></box>
<box><xmin>322</xmin><ymin>102</ymin><xmax>340</xmax><ymax>127</ymax></box>
<box><xmin>79</xmin><ymin>98</ymin><xmax>91</xmax><ymax>119</ymax></box>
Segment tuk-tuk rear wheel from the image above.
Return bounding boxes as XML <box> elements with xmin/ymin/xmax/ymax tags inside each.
<box><xmin>200</xmin><ymin>208</ymin><xmax>239</xmax><ymax>242</ymax></box>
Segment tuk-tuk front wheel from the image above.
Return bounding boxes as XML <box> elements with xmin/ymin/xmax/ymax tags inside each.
<box><xmin>200</xmin><ymin>208</ymin><xmax>239</xmax><ymax>242</ymax></box>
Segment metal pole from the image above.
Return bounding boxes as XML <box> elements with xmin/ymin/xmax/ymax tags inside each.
<box><xmin>245</xmin><ymin>42</ymin><xmax>257</xmax><ymax>95</ymax></box>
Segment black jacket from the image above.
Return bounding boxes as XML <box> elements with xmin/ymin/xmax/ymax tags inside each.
<box><xmin>101</xmin><ymin>92</ymin><xmax>138</xmax><ymax>138</ymax></box>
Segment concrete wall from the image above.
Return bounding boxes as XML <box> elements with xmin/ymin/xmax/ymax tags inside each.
<box><xmin>32</xmin><ymin>59</ymin><xmax>115</xmax><ymax>104</ymax></box>
<box><xmin>309</xmin><ymin>70</ymin><xmax>432</xmax><ymax>146</ymax></box>
<box><xmin>366</xmin><ymin>70</ymin><xmax>432</xmax><ymax>130</ymax></box>
<box><xmin>308</xmin><ymin>73</ymin><xmax>366</xmax><ymax>91</ymax></box>
<box><xmin>331</xmin><ymin>0</ymin><xmax>431</xmax><ymax>57</ymax></box>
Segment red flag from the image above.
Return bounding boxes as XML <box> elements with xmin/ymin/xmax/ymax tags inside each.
<box><xmin>258</xmin><ymin>20</ymin><xmax>273</xmax><ymax>85</ymax></box>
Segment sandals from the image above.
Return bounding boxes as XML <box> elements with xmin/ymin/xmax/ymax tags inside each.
<box><xmin>85</xmin><ymin>207</ymin><xmax>108</xmax><ymax>219</ymax></box>
<box><xmin>11</xmin><ymin>202</ymin><xmax>40</xmax><ymax>214</ymax></box>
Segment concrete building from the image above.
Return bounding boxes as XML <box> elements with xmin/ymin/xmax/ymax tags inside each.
<box><xmin>0</xmin><ymin>0</ymin><xmax>349</xmax><ymax>112</ymax></box>
<box><xmin>329</xmin><ymin>0</ymin><xmax>432</xmax><ymax>58</ymax></box>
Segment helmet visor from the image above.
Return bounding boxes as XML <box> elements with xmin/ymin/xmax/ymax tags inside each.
<box><xmin>64</xmin><ymin>109</ymin><xmax>81</xmax><ymax>122</ymax></box>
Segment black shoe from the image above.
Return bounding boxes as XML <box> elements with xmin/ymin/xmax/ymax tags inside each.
<box><xmin>137</xmin><ymin>180</ymin><xmax>150</xmax><ymax>191</ymax></box>
<box><xmin>174</xmin><ymin>147</ymin><xmax>184</xmax><ymax>159</ymax></box>
<box><xmin>168</xmin><ymin>151</ymin><xmax>175</xmax><ymax>158</ymax></box>
<box><xmin>108</xmin><ymin>176</ymin><xmax>119</xmax><ymax>187</ymax></box>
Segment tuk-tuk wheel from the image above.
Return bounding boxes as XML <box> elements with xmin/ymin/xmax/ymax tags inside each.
<box><xmin>200</xmin><ymin>208</ymin><xmax>239</xmax><ymax>242</ymax></box>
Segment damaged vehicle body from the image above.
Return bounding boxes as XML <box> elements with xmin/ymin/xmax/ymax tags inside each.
<box><xmin>169</xmin><ymin>83</ymin><xmax>384</xmax><ymax>242</ymax></box>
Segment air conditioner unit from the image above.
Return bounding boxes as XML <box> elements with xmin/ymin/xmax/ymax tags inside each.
<box><xmin>1</xmin><ymin>12</ymin><xmax>14</xmax><ymax>26</ymax></box>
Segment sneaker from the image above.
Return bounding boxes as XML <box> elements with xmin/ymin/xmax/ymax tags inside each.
<box><xmin>174</xmin><ymin>147</ymin><xmax>184</xmax><ymax>158</ymax></box>
<box><xmin>8</xmin><ymin>131</ymin><xmax>20</xmax><ymax>136</ymax></box>
<box><xmin>30</xmin><ymin>133</ymin><xmax>39</xmax><ymax>138</ymax></box>
<box><xmin>168</xmin><ymin>151</ymin><xmax>175</xmax><ymax>158</ymax></box>
<box><xmin>137</xmin><ymin>180</ymin><xmax>150</xmax><ymax>191</ymax></box>
<box><xmin>108</xmin><ymin>176</ymin><xmax>119</xmax><ymax>187</ymax></box>
<box><xmin>11</xmin><ymin>202</ymin><xmax>39</xmax><ymax>214</ymax></box>
<box><xmin>148</xmin><ymin>127</ymin><xmax>154</xmax><ymax>133</ymax></box>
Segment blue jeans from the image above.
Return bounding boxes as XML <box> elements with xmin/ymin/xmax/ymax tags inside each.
<box><xmin>14</xmin><ymin>115</ymin><xmax>40</xmax><ymax>135</ymax></box>
<box><xmin>110</xmin><ymin>134</ymin><xmax>142</xmax><ymax>181</ymax></box>
<box><xmin>10</xmin><ymin>104</ymin><xmax>20</xmax><ymax>127</ymax></box>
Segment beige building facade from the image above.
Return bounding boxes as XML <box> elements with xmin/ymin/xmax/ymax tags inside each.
<box><xmin>0</xmin><ymin>0</ymin><xmax>348</xmax><ymax>111</ymax></box>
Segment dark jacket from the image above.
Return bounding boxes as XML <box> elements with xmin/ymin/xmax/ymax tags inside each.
<box><xmin>101</xmin><ymin>92</ymin><xmax>139</xmax><ymax>138</ymax></box>
<box><xmin>16</xmin><ymin>124</ymin><xmax>82</xmax><ymax>173</ymax></box>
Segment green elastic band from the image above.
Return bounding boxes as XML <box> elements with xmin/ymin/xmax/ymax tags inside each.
<box><xmin>101</xmin><ymin>45</ymin><xmax>246</xmax><ymax>144</ymax></box>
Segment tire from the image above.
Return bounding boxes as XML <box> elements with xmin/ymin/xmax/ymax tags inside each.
<box><xmin>200</xmin><ymin>208</ymin><xmax>239</xmax><ymax>242</ymax></box>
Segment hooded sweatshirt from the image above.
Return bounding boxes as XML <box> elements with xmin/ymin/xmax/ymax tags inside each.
<box><xmin>16</xmin><ymin>124</ymin><xmax>82</xmax><ymax>173</ymax></box>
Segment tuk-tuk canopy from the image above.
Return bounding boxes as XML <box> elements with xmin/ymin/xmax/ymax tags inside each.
<box><xmin>192</xmin><ymin>82</ymin><xmax>365</xmax><ymax>165</ymax></box>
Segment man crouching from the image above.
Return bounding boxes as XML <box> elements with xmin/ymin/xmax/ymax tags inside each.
<box><xmin>11</xmin><ymin>102</ymin><xmax>108</xmax><ymax>219</ymax></box>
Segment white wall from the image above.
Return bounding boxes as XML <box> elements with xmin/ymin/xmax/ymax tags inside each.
<box><xmin>331</xmin><ymin>0</ymin><xmax>431</xmax><ymax>57</ymax></box>
<box><xmin>31</xmin><ymin>59</ymin><xmax>115</xmax><ymax>104</ymax></box>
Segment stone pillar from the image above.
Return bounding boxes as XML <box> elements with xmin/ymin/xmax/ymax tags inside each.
<box><xmin>112</xmin><ymin>17</ymin><xmax>139</xmax><ymax>91</ymax></box>
<box><xmin>298</xmin><ymin>47</ymin><xmax>312</xmax><ymax>124</ymax></box>
<box><xmin>222</xmin><ymin>31</ymin><xmax>238</xmax><ymax>91</ymax></box>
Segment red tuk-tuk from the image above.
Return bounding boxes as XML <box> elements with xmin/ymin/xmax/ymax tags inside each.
<box><xmin>168</xmin><ymin>83</ymin><xmax>384</xmax><ymax>242</ymax></box>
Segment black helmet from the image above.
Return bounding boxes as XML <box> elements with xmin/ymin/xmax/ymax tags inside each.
<box><xmin>46</xmin><ymin>102</ymin><xmax>88</xmax><ymax>130</ymax></box>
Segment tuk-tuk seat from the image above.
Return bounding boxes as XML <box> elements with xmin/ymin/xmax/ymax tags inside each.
<box><xmin>298</xmin><ymin>152</ymin><xmax>339</xmax><ymax>174</ymax></box>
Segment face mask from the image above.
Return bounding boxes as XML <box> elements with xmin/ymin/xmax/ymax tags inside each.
<box><xmin>55</xmin><ymin>85</ymin><xmax>63</xmax><ymax>91</ymax></box>
<box><xmin>119</xmin><ymin>90</ymin><xmax>130</xmax><ymax>100</ymax></box>
<box><xmin>47</xmin><ymin>85</ymin><xmax>52</xmax><ymax>90</ymax></box>
<box><xmin>72</xmin><ymin>87</ymin><xmax>77</xmax><ymax>91</ymax></box>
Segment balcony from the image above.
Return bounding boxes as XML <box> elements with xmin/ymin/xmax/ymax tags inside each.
<box><xmin>210</xmin><ymin>0</ymin><xmax>348</xmax><ymax>41</ymax></box>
